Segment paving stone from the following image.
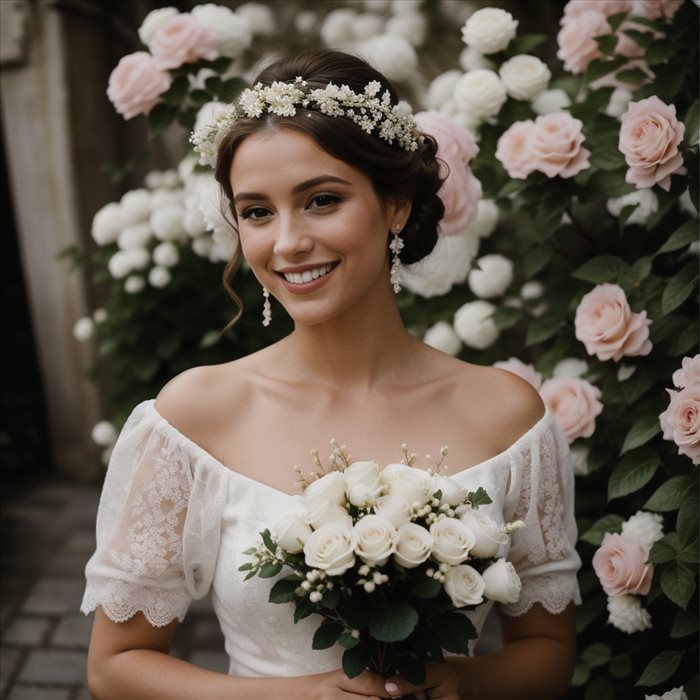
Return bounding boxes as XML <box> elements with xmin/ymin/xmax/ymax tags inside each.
<box><xmin>189</xmin><ymin>651</ymin><xmax>229</xmax><ymax>674</ymax></box>
<box><xmin>2</xmin><ymin>616</ymin><xmax>52</xmax><ymax>646</ymax></box>
<box><xmin>22</xmin><ymin>579</ymin><xmax>85</xmax><ymax>616</ymax></box>
<box><xmin>18</xmin><ymin>649</ymin><xmax>87</xmax><ymax>685</ymax></box>
<box><xmin>7</xmin><ymin>685</ymin><xmax>72</xmax><ymax>700</ymax></box>
<box><xmin>51</xmin><ymin>614</ymin><xmax>93</xmax><ymax>649</ymax></box>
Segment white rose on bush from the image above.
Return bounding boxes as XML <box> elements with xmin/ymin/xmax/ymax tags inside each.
<box><xmin>394</xmin><ymin>522</ymin><xmax>433</xmax><ymax>568</ymax></box>
<box><xmin>606</xmin><ymin>87</ymin><xmax>633</xmax><ymax>119</ymax></box>
<box><xmin>459</xmin><ymin>46</ymin><xmax>496</xmax><ymax>72</ymax></box>
<box><xmin>191</xmin><ymin>4</ymin><xmax>252</xmax><ymax>58</ymax></box>
<box><xmin>606</xmin><ymin>594</ymin><xmax>652</xmax><ymax>634</ymax></box>
<box><xmin>120</xmin><ymin>189</ymin><xmax>152</xmax><ymax>225</ymax></box>
<box><xmin>607</xmin><ymin>189</ymin><xmax>659</xmax><ymax>226</ymax></box>
<box><xmin>570</xmin><ymin>444</ymin><xmax>590</xmax><ymax>477</ymax></box>
<box><xmin>353</xmin><ymin>515</ymin><xmax>398</xmax><ymax>567</ymax></box>
<box><xmin>423</xmin><ymin>321</ymin><xmax>462</xmax><ymax>357</ymax></box>
<box><xmin>386</xmin><ymin>12</ymin><xmax>427</xmax><ymax>46</ymax></box>
<box><xmin>118</xmin><ymin>222</ymin><xmax>152</xmax><ymax>250</ymax></box>
<box><xmin>532</xmin><ymin>88</ymin><xmax>572</xmax><ymax>115</ymax></box>
<box><xmin>453</xmin><ymin>300</ymin><xmax>500</xmax><ymax>349</ymax></box>
<box><xmin>454</xmin><ymin>69</ymin><xmax>507</xmax><ymax>120</ymax></box>
<box><xmin>153</xmin><ymin>241</ymin><xmax>180</xmax><ymax>268</ymax></box>
<box><xmin>645</xmin><ymin>688</ymin><xmax>688</xmax><ymax>700</ymax></box>
<box><xmin>91</xmin><ymin>202</ymin><xmax>124</xmax><ymax>246</ymax></box>
<box><xmin>430</xmin><ymin>517</ymin><xmax>475</xmax><ymax>565</ymax></box>
<box><xmin>457</xmin><ymin>507</ymin><xmax>508</xmax><ymax>558</ymax></box>
<box><xmin>91</xmin><ymin>421</ymin><xmax>118</xmax><ymax>447</ymax></box>
<box><xmin>426</xmin><ymin>70</ymin><xmax>463</xmax><ymax>110</ymax></box>
<box><xmin>272</xmin><ymin>513</ymin><xmax>313</xmax><ymax>554</ymax></box>
<box><xmin>235</xmin><ymin>2</ymin><xmax>276</xmax><ymax>36</ymax></box>
<box><xmin>552</xmin><ymin>357</ymin><xmax>589</xmax><ymax>378</ymax></box>
<box><xmin>73</xmin><ymin>317</ymin><xmax>94</xmax><ymax>342</ymax></box>
<box><xmin>499</xmin><ymin>55</ymin><xmax>551</xmax><ymax>100</ymax></box>
<box><xmin>108</xmin><ymin>251</ymin><xmax>132</xmax><ymax>279</ymax></box>
<box><xmin>468</xmin><ymin>254</ymin><xmax>514</xmax><ymax>298</ymax></box>
<box><xmin>124</xmin><ymin>275</ymin><xmax>146</xmax><ymax>294</ymax></box>
<box><xmin>466</xmin><ymin>198</ymin><xmax>499</xmax><ymax>239</ymax></box>
<box><xmin>151</xmin><ymin>204</ymin><xmax>186</xmax><ymax>241</ymax></box>
<box><xmin>320</xmin><ymin>8</ymin><xmax>357</xmax><ymax>46</ymax></box>
<box><xmin>360</xmin><ymin>34</ymin><xmax>418</xmax><ymax>82</ymax></box>
<box><xmin>149</xmin><ymin>266</ymin><xmax>172</xmax><ymax>288</ymax></box>
<box><xmin>481</xmin><ymin>559</ymin><xmax>522</xmax><ymax>603</ymax></box>
<box><xmin>461</xmin><ymin>8</ymin><xmax>518</xmax><ymax>55</ymax></box>
<box><xmin>351</xmin><ymin>13</ymin><xmax>385</xmax><ymax>41</ymax></box>
<box><xmin>303</xmin><ymin>521</ymin><xmax>356</xmax><ymax>576</ymax></box>
<box><xmin>192</xmin><ymin>237</ymin><xmax>214</xmax><ymax>258</ymax></box>
<box><xmin>93</xmin><ymin>308</ymin><xmax>107</xmax><ymax>324</ymax></box>
<box><xmin>621</xmin><ymin>511</ymin><xmax>664</xmax><ymax>550</ymax></box>
<box><xmin>138</xmin><ymin>7</ymin><xmax>180</xmax><ymax>47</ymax></box>
<box><xmin>375</xmin><ymin>494</ymin><xmax>412</xmax><ymax>529</ymax></box>
<box><xmin>444</xmin><ymin>564</ymin><xmax>485</xmax><ymax>607</ymax></box>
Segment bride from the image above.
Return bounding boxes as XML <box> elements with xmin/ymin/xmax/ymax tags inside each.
<box><xmin>82</xmin><ymin>49</ymin><xmax>581</xmax><ymax>699</ymax></box>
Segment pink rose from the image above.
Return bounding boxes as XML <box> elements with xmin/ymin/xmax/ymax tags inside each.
<box><xmin>415</xmin><ymin>111</ymin><xmax>481</xmax><ymax>235</ymax></box>
<box><xmin>660</xmin><ymin>384</ymin><xmax>700</xmax><ymax>464</ymax></box>
<box><xmin>672</xmin><ymin>355</ymin><xmax>700</xmax><ymax>389</ymax></box>
<box><xmin>495</xmin><ymin>120</ymin><xmax>536</xmax><ymax>179</ymax></box>
<box><xmin>619</xmin><ymin>96</ymin><xmax>686</xmax><ymax>192</ymax></box>
<box><xmin>150</xmin><ymin>13</ymin><xmax>218</xmax><ymax>70</ymax></box>
<box><xmin>107</xmin><ymin>52</ymin><xmax>172</xmax><ymax>120</ymax></box>
<box><xmin>574</xmin><ymin>283</ymin><xmax>652</xmax><ymax>362</ymax></box>
<box><xmin>592</xmin><ymin>532</ymin><xmax>654</xmax><ymax>596</ymax></box>
<box><xmin>493</xmin><ymin>357</ymin><xmax>543</xmax><ymax>389</ymax></box>
<box><xmin>530</xmin><ymin>112</ymin><xmax>591</xmax><ymax>178</ymax></box>
<box><xmin>560</xmin><ymin>0</ymin><xmax>634</xmax><ymax>24</ymax></box>
<box><xmin>540</xmin><ymin>376</ymin><xmax>603</xmax><ymax>443</ymax></box>
<box><xmin>556</xmin><ymin>9</ymin><xmax>610</xmax><ymax>74</ymax></box>
<box><xmin>633</xmin><ymin>0</ymin><xmax>684</xmax><ymax>20</ymax></box>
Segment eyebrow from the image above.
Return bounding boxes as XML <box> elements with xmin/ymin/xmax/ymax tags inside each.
<box><xmin>232</xmin><ymin>175</ymin><xmax>352</xmax><ymax>205</ymax></box>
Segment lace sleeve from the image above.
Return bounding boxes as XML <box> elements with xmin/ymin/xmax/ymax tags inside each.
<box><xmin>80</xmin><ymin>401</ymin><xmax>225</xmax><ymax>627</ymax></box>
<box><xmin>500</xmin><ymin>412</ymin><xmax>582</xmax><ymax>617</ymax></box>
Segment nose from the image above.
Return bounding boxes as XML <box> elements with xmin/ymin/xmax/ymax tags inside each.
<box><xmin>272</xmin><ymin>214</ymin><xmax>313</xmax><ymax>258</ymax></box>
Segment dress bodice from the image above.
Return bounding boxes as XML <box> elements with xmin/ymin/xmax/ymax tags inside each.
<box><xmin>81</xmin><ymin>400</ymin><xmax>581</xmax><ymax>678</ymax></box>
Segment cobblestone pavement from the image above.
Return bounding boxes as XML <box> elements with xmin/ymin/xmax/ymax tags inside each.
<box><xmin>1</xmin><ymin>480</ymin><xmax>227</xmax><ymax>699</ymax></box>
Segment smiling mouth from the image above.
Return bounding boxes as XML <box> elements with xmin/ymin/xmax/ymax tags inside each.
<box><xmin>279</xmin><ymin>263</ymin><xmax>337</xmax><ymax>285</ymax></box>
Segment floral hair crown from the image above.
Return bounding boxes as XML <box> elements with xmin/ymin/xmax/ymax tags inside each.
<box><xmin>190</xmin><ymin>76</ymin><xmax>421</xmax><ymax>168</ymax></box>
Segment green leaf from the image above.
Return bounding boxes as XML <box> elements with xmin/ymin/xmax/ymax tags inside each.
<box><xmin>492</xmin><ymin>306</ymin><xmax>521</xmax><ymax>330</ymax></box>
<box><xmin>581</xmin><ymin>643</ymin><xmax>611</xmax><ymax>668</ymax></box>
<box><xmin>645</xmin><ymin>476</ymin><xmax>691</xmax><ymax>511</ymax></box>
<box><xmin>368</xmin><ymin>601</ymin><xmax>418</xmax><ymax>642</ymax></box>
<box><xmin>269</xmin><ymin>576</ymin><xmax>302</xmax><ymax>604</ymax></box>
<box><xmin>677</xmin><ymin>491</ymin><xmax>699</xmax><ymax>546</ymax></box>
<box><xmin>147</xmin><ymin>103</ymin><xmax>178</xmax><ymax>138</ymax></box>
<box><xmin>649</xmin><ymin>533</ymin><xmax>680</xmax><ymax>564</ymax></box>
<box><xmin>467</xmin><ymin>487</ymin><xmax>493</xmax><ymax>509</ymax></box>
<box><xmin>293</xmin><ymin>598</ymin><xmax>315</xmax><ymax>623</ymax></box>
<box><xmin>204</xmin><ymin>75</ymin><xmax>223</xmax><ymax>95</ymax></box>
<box><xmin>572</xmin><ymin>661</ymin><xmax>591</xmax><ymax>686</ymax></box>
<box><xmin>580</xmin><ymin>514</ymin><xmax>624</xmax><ymax>545</ymax></box>
<box><xmin>671</xmin><ymin>598</ymin><xmax>699</xmax><ymax>637</ymax></box>
<box><xmin>189</xmin><ymin>89</ymin><xmax>211</xmax><ymax>107</ymax></box>
<box><xmin>585</xmin><ymin>56</ymin><xmax>627</xmax><ymax>83</ymax></box>
<box><xmin>662</xmin><ymin>263</ymin><xmax>698</xmax><ymax>315</ymax></box>
<box><xmin>343</xmin><ymin>595</ymin><xmax>372</xmax><ymax>629</ymax></box>
<box><xmin>635</xmin><ymin>650</ymin><xmax>683</xmax><ymax>687</ymax></box>
<box><xmin>621</xmin><ymin>28</ymin><xmax>655</xmax><ymax>49</ymax></box>
<box><xmin>575</xmin><ymin>595</ymin><xmax>606</xmax><ymax>633</ymax></box>
<box><xmin>312</xmin><ymin>620</ymin><xmax>343</xmax><ymax>650</ymax></box>
<box><xmin>342</xmin><ymin>643</ymin><xmax>371</xmax><ymax>678</ymax></box>
<box><xmin>665</xmin><ymin>322</ymin><xmax>699</xmax><ymax>357</ymax></box>
<box><xmin>620</xmin><ymin>415</ymin><xmax>662</xmax><ymax>454</ymax></box>
<box><xmin>338</xmin><ymin>632</ymin><xmax>360</xmax><ymax>649</ymax></box>
<box><xmin>608</xmin><ymin>448</ymin><xmax>660</xmax><ymax>500</ymax></box>
<box><xmin>646</xmin><ymin>39</ymin><xmax>676</xmax><ymax>65</ymax></box>
<box><xmin>259</xmin><ymin>562</ymin><xmax>282</xmax><ymax>578</ymax></box>
<box><xmin>594</xmin><ymin>34</ymin><xmax>618</xmax><ymax>57</ymax></box>
<box><xmin>590</xmin><ymin>145</ymin><xmax>626</xmax><ymax>171</ymax></box>
<box><xmin>522</xmin><ymin>245</ymin><xmax>553</xmax><ymax>278</ymax></box>
<box><xmin>409</xmin><ymin>573</ymin><xmax>442</xmax><ymax>599</ymax></box>
<box><xmin>321</xmin><ymin>587</ymin><xmax>341</xmax><ymax>609</ymax></box>
<box><xmin>607</xmin><ymin>11</ymin><xmax>629</xmax><ymax>32</ymax></box>
<box><xmin>261</xmin><ymin>529</ymin><xmax>276</xmax><ymax>553</ymax></box>
<box><xmin>219</xmin><ymin>77</ymin><xmax>248</xmax><ymax>102</ymax></box>
<box><xmin>620</xmin><ymin>367</ymin><xmax>654</xmax><ymax>404</ymax></box>
<box><xmin>615</xmin><ymin>68</ymin><xmax>650</xmax><ymax>85</ymax></box>
<box><xmin>656</xmin><ymin>219</ymin><xmax>700</xmax><ymax>255</ymax></box>
<box><xmin>572</xmin><ymin>255</ymin><xmax>629</xmax><ymax>284</ymax></box>
<box><xmin>684</xmin><ymin>99</ymin><xmax>699</xmax><ymax>148</ymax></box>
<box><xmin>434</xmin><ymin>612</ymin><xmax>477</xmax><ymax>654</ymax></box>
<box><xmin>162</xmin><ymin>75</ymin><xmax>189</xmax><ymax>106</ymax></box>
<box><xmin>609</xmin><ymin>653</ymin><xmax>633</xmax><ymax>679</ymax></box>
<box><xmin>525</xmin><ymin>313</ymin><xmax>563</xmax><ymax>346</ymax></box>
<box><xmin>661</xmin><ymin>560</ymin><xmax>696</xmax><ymax>609</ymax></box>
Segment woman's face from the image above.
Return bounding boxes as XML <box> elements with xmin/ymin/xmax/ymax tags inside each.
<box><xmin>229</xmin><ymin>127</ymin><xmax>408</xmax><ymax>327</ymax></box>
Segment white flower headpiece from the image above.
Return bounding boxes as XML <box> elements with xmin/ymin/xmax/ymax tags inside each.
<box><xmin>190</xmin><ymin>76</ymin><xmax>421</xmax><ymax>168</ymax></box>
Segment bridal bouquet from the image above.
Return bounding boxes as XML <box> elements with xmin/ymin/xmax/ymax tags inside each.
<box><xmin>240</xmin><ymin>443</ymin><xmax>524</xmax><ymax>684</ymax></box>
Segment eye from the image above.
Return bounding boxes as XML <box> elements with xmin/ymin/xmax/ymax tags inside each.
<box><xmin>308</xmin><ymin>194</ymin><xmax>341</xmax><ymax>210</ymax></box>
<box><xmin>239</xmin><ymin>206</ymin><xmax>272</xmax><ymax>222</ymax></box>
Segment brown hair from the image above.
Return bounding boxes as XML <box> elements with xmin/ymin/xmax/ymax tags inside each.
<box><xmin>215</xmin><ymin>49</ymin><xmax>445</xmax><ymax>327</ymax></box>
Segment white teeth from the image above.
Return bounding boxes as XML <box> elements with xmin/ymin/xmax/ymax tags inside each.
<box><xmin>283</xmin><ymin>264</ymin><xmax>333</xmax><ymax>284</ymax></box>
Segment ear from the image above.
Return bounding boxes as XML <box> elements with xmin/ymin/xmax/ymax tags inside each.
<box><xmin>389</xmin><ymin>197</ymin><xmax>412</xmax><ymax>231</ymax></box>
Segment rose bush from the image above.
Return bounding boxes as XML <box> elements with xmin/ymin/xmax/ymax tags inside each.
<box><xmin>65</xmin><ymin>2</ymin><xmax>698</xmax><ymax>696</ymax></box>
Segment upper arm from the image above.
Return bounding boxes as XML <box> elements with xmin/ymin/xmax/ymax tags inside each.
<box><xmin>500</xmin><ymin>602</ymin><xmax>576</xmax><ymax>653</ymax></box>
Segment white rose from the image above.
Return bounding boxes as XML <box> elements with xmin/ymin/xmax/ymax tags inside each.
<box><xmin>125</xmin><ymin>247</ymin><xmax>150</xmax><ymax>271</ymax></box>
<box><xmin>360</xmin><ymin>34</ymin><xmax>417</xmax><ymax>82</ymax></box>
<box><xmin>461</xmin><ymin>8</ymin><xmax>518</xmax><ymax>55</ymax></box>
<box><xmin>454</xmin><ymin>70</ymin><xmax>507</xmax><ymax>119</ymax></box>
<box><xmin>306</xmin><ymin>499</ymin><xmax>352</xmax><ymax>530</ymax></box>
<box><xmin>374</xmin><ymin>495</ymin><xmax>412</xmax><ymax>529</ymax></box>
<box><xmin>120</xmin><ymin>189</ymin><xmax>152</xmax><ymax>226</ymax></box>
<box><xmin>351</xmin><ymin>13</ymin><xmax>385</xmax><ymax>41</ymax></box>
<box><xmin>390</xmin><ymin>0</ymin><xmax>422</xmax><ymax>14</ymax></box>
<box><xmin>295</xmin><ymin>10</ymin><xmax>317</xmax><ymax>34</ymax></box>
<box><xmin>395</xmin><ymin>522</ymin><xmax>433</xmax><ymax>568</ymax></box>
<box><xmin>430</xmin><ymin>517</ymin><xmax>475</xmax><ymax>565</ymax></box>
<box><xmin>303</xmin><ymin>521</ymin><xmax>356</xmax><ymax>575</ymax></box>
<box><xmin>192</xmin><ymin>237</ymin><xmax>213</xmax><ymax>258</ymax></box>
<box><xmin>468</xmin><ymin>254</ymin><xmax>514</xmax><ymax>299</ymax></box>
<box><xmin>444</xmin><ymin>564</ymin><xmax>485</xmax><ymax>607</ymax></box>
<box><xmin>272</xmin><ymin>513</ymin><xmax>313</xmax><ymax>553</ymax></box>
<box><xmin>153</xmin><ymin>241</ymin><xmax>180</xmax><ymax>268</ymax></box>
<box><xmin>605</xmin><ymin>87</ymin><xmax>633</xmax><ymax>119</ymax></box>
<box><xmin>552</xmin><ymin>358</ymin><xmax>588</xmax><ymax>378</ymax></box>
<box><xmin>320</xmin><ymin>8</ymin><xmax>357</xmax><ymax>45</ymax></box>
<box><xmin>107</xmin><ymin>251</ymin><xmax>131</xmax><ymax>279</ymax></box>
<box><xmin>499</xmin><ymin>54</ymin><xmax>550</xmax><ymax>100</ymax></box>
<box><xmin>138</xmin><ymin>7</ymin><xmax>179</xmax><ymax>47</ymax></box>
<box><xmin>344</xmin><ymin>461</ymin><xmax>381</xmax><ymax>492</ymax></box>
<box><xmin>199</xmin><ymin>178</ymin><xmax>238</xmax><ymax>241</ymax></box>
<box><xmin>424</xmin><ymin>321</ymin><xmax>462</xmax><ymax>357</ymax></box>
<box><xmin>178</xmin><ymin>156</ymin><xmax>197</xmax><ymax>183</ymax></box>
<box><xmin>150</xmin><ymin>188</ymin><xmax>183</xmax><ymax>209</ymax></box>
<box><xmin>482</xmin><ymin>559</ymin><xmax>521</xmax><ymax>603</ymax></box>
<box><xmin>91</xmin><ymin>421</ymin><xmax>117</xmax><ymax>447</ymax></box>
<box><xmin>459</xmin><ymin>46</ymin><xmax>496</xmax><ymax>72</ymax></box>
<box><xmin>606</xmin><ymin>594</ymin><xmax>652</xmax><ymax>634</ymax></box>
<box><xmin>93</xmin><ymin>308</ymin><xmax>107</xmax><ymax>324</ymax></box>
<box><xmin>570</xmin><ymin>444</ymin><xmax>590</xmax><ymax>477</ymax></box>
<box><xmin>235</xmin><ymin>3</ymin><xmax>276</xmax><ymax>36</ymax></box>
<box><xmin>607</xmin><ymin>189</ymin><xmax>659</xmax><ymax>226</ymax></box>
<box><xmin>151</xmin><ymin>205</ymin><xmax>186</xmax><ymax>241</ymax></box>
<box><xmin>465</xmin><ymin>198</ymin><xmax>499</xmax><ymax>239</ymax></box>
<box><xmin>209</xmin><ymin>236</ymin><xmax>236</xmax><ymax>263</ymax></box>
<box><xmin>453</xmin><ymin>300</ymin><xmax>499</xmax><ymax>350</ymax></box>
<box><xmin>118</xmin><ymin>222</ymin><xmax>152</xmax><ymax>250</ymax></box>
<box><xmin>353</xmin><ymin>514</ymin><xmax>398</xmax><ymax>566</ymax></box>
<box><xmin>191</xmin><ymin>4</ymin><xmax>252</xmax><ymax>58</ymax></box>
<box><xmin>91</xmin><ymin>202</ymin><xmax>124</xmax><ymax>246</ymax></box>
<box><xmin>457</xmin><ymin>507</ymin><xmax>508</xmax><ymax>557</ymax></box>
<box><xmin>617</xmin><ymin>364</ymin><xmax>637</xmax><ymax>382</ymax></box>
<box><xmin>184</xmin><ymin>203</ymin><xmax>208</xmax><ymax>237</ymax></box>
<box><xmin>124</xmin><ymin>275</ymin><xmax>146</xmax><ymax>294</ymax></box>
<box><xmin>433</xmin><ymin>475</ymin><xmax>467</xmax><ymax>507</ymax></box>
<box><xmin>148</xmin><ymin>266</ymin><xmax>171</xmax><ymax>288</ymax></box>
<box><xmin>621</xmin><ymin>511</ymin><xmax>664</xmax><ymax>551</ymax></box>
<box><xmin>520</xmin><ymin>280</ymin><xmax>545</xmax><ymax>301</ymax></box>
<box><xmin>194</xmin><ymin>101</ymin><xmax>230</xmax><ymax>139</ymax></box>
<box><xmin>645</xmin><ymin>687</ymin><xmax>688</xmax><ymax>700</ymax></box>
<box><xmin>679</xmin><ymin>189</ymin><xmax>696</xmax><ymax>216</ymax></box>
<box><xmin>532</xmin><ymin>88</ymin><xmax>572</xmax><ymax>116</ymax></box>
<box><xmin>304</xmin><ymin>471</ymin><xmax>347</xmax><ymax>507</ymax></box>
<box><xmin>385</xmin><ymin>465</ymin><xmax>435</xmax><ymax>506</ymax></box>
<box><xmin>386</xmin><ymin>13</ymin><xmax>427</xmax><ymax>46</ymax></box>
<box><xmin>426</xmin><ymin>70</ymin><xmax>463</xmax><ymax>110</ymax></box>
<box><xmin>73</xmin><ymin>317</ymin><xmax>94</xmax><ymax>342</ymax></box>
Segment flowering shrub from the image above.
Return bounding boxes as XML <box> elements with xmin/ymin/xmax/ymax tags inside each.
<box><xmin>65</xmin><ymin>1</ymin><xmax>698</xmax><ymax>697</ymax></box>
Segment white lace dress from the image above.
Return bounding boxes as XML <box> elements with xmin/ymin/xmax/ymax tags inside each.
<box><xmin>81</xmin><ymin>400</ymin><xmax>581</xmax><ymax>677</ymax></box>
